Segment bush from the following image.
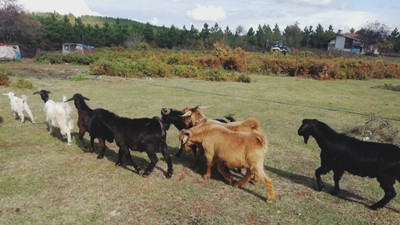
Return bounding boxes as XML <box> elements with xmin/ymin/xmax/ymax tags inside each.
<box><xmin>70</xmin><ymin>74</ymin><xmax>86</xmax><ymax>81</ymax></box>
<box><xmin>11</xmin><ymin>79</ymin><xmax>33</xmax><ymax>89</ymax></box>
<box><xmin>202</xmin><ymin>69</ymin><xmax>227</xmax><ymax>81</ymax></box>
<box><xmin>235</xmin><ymin>74</ymin><xmax>251</xmax><ymax>83</ymax></box>
<box><xmin>0</xmin><ymin>69</ymin><xmax>10</xmax><ymax>86</ymax></box>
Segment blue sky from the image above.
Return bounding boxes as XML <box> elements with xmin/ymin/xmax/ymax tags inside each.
<box><xmin>19</xmin><ymin>0</ymin><xmax>400</xmax><ymax>33</ymax></box>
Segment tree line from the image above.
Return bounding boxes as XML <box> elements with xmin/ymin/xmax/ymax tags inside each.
<box><xmin>1</xmin><ymin>0</ymin><xmax>400</xmax><ymax>54</ymax></box>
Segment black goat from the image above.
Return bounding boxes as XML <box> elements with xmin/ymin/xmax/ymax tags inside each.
<box><xmin>66</xmin><ymin>94</ymin><xmax>113</xmax><ymax>158</ymax></box>
<box><xmin>97</xmin><ymin>111</ymin><xmax>173</xmax><ymax>178</ymax></box>
<box><xmin>298</xmin><ymin>119</ymin><xmax>400</xmax><ymax>210</ymax></box>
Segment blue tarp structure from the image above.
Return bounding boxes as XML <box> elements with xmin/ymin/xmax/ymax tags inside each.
<box><xmin>62</xmin><ymin>43</ymin><xmax>95</xmax><ymax>54</ymax></box>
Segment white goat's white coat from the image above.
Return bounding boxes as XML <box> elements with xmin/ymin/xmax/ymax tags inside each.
<box><xmin>3</xmin><ymin>92</ymin><xmax>35</xmax><ymax>123</ymax></box>
<box><xmin>43</xmin><ymin>96</ymin><xmax>74</xmax><ymax>145</ymax></box>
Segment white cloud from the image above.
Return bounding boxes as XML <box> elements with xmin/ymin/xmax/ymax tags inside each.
<box><xmin>279</xmin><ymin>0</ymin><xmax>334</xmax><ymax>7</ymax></box>
<box><xmin>299</xmin><ymin>10</ymin><xmax>380</xmax><ymax>31</ymax></box>
<box><xmin>19</xmin><ymin>0</ymin><xmax>101</xmax><ymax>16</ymax></box>
<box><xmin>186</xmin><ymin>4</ymin><xmax>226</xmax><ymax>22</ymax></box>
<box><xmin>149</xmin><ymin>17</ymin><xmax>159</xmax><ymax>25</ymax></box>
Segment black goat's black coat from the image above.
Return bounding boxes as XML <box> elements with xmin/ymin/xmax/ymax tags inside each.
<box><xmin>298</xmin><ymin>119</ymin><xmax>400</xmax><ymax>210</ymax></box>
<box><xmin>97</xmin><ymin>110</ymin><xmax>173</xmax><ymax>178</ymax></box>
<box><xmin>67</xmin><ymin>94</ymin><xmax>113</xmax><ymax>158</ymax></box>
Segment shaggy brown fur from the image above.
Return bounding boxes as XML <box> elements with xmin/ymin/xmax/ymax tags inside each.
<box><xmin>179</xmin><ymin>123</ymin><xmax>274</xmax><ymax>203</ymax></box>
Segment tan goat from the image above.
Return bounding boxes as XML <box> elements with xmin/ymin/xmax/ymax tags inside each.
<box><xmin>179</xmin><ymin>123</ymin><xmax>275</xmax><ymax>203</ymax></box>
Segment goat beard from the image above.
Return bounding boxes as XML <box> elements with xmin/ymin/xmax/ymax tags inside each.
<box><xmin>303</xmin><ymin>135</ymin><xmax>309</xmax><ymax>144</ymax></box>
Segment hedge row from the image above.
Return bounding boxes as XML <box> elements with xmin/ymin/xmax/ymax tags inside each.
<box><xmin>34</xmin><ymin>44</ymin><xmax>400</xmax><ymax>81</ymax></box>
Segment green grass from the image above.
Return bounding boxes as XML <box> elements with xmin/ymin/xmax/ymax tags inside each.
<box><xmin>0</xmin><ymin>74</ymin><xmax>400</xmax><ymax>224</ymax></box>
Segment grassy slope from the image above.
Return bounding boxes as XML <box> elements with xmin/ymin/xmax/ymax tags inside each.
<box><xmin>0</xmin><ymin>74</ymin><xmax>400</xmax><ymax>224</ymax></box>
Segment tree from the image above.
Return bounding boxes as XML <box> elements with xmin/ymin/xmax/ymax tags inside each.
<box><xmin>376</xmin><ymin>40</ymin><xmax>394</xmax><ymax>56</ymax></box>
<box><xmin>283</xmin><ymin>22</ymin><xmax>302</xmax><ymax>48</ymax></box>
<box><xmin>246</xmin><ymin>27</ymin><xmax>256</xmax><ymax>50</ymax></box>
<box><xmin>272</xmin><ymin>23</ymin><xmax>282</xmax><ymax>42</ymax></box>
<box><xmin>356</xmin><ymin>21</ymin><xmax>390</xmax><ymax>44</ymax></box>
<box><xmin>301</xmin><ymin>26</ymin><xmax>312</xmax><ymax>47</ymax></box>
<box><xmin>312</xmin><ymin>24</ymin><xmax>325</xmax><ymax>49</ymax></box>
<box><xmin>0</xmin><ymin>0</ymin><xmax>37</xmax><ymax>44</ymax></box>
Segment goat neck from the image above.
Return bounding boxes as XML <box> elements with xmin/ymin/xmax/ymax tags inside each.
<box><xmin>33</xmin><ymin>90</ymin><xmax>51</xmax><ymax>103</ymax></box>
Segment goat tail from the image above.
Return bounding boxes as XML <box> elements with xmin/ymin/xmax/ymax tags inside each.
<box><xmin>243</xmin><ymin>118</ymin><xmax>260</xmax><ymax>131</ymax></box>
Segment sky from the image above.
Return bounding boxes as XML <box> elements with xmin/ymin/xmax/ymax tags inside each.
<box><xmin>18</xmin><ymin>0</ymin><xmax>400</xmax><ymax>33</ymax></box>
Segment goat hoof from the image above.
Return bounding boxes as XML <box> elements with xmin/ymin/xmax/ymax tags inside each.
<box><xmin>97</xmin><ymin>155</ymin><xmax>104</xmax><ymax>159</ymax></box>
<box><xmin>369</xmin><ymin>205</ymin><xmax>379</xmax><ymax>210</ymax></box>
<box><xmin>142</xmin><ymin>171</ymin><xmax>150</xmax><ymax>177</ymax></box>
<box><xmin>166</xmin><ymin>173</ymin><xmax>172</xmax><ymax>179</ymax></box>
<box><xmin>330</xmin><ymin>190</ymin><xmax>339</xmax><ymax>196</ymax></box>
<box><xmin>115</xmin><ymin>162</ymin><xmax>121</xmax><ymax>167</ymax></box>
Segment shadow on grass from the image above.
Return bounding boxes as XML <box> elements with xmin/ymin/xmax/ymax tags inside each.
<box><xmin>265</xmin><ymin>165</ymin><xmax>400</xmax><ymax>212</ymax></box>
<box><xmin>72</xmin><ymin>133</ymin><xmax>166</xmax><ymax>176</ymax></box>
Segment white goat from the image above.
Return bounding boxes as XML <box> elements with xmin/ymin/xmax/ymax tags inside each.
<box><xmin>34</xmin><ymin>90</ymin><xmax>74</xmax><ymax>145</ymax></box>
<box><xmin>3</xmin><ymin>92</ymin><xmax>35</xmax><ymax>123</ymax></box>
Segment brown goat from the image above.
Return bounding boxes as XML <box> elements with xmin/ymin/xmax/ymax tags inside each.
<box><xmin>179</xmin><ymin>123</ymin><xmax>274</xmax><ymax>203</ymax></box>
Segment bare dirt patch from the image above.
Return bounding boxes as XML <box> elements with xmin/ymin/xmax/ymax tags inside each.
<box><xmin>2</xmin><ymin>59</ymin><xmax>90</xmax><ymax>79</ymax></box>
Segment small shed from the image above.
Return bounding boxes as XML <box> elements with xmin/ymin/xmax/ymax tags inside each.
<box><xmin>0</xmin><ymin>43</ymin><xmax>21</xmax><ymax>60</ymax></box>
<box><xmin>327</xmin><ymin>33</ymin><xmax>378</xmax><ymax>55</ymax></box>
<box><xmin>62</xmin><ymin>43</ymin><xmax>95</xmax><ymax>54</ymax></box>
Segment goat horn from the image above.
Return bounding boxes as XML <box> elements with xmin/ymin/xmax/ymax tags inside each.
<box><xmin>161</xmin><ymin>108</ymin><xmax>171</xmax><ymax>115</ymax></box>
<box><xmin>198</xmin><ymin>105</ymin><xmax>212</xmax><ymax>109</ymax></box>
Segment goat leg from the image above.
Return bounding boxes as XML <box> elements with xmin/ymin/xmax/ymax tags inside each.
<box><xmin>331</xmin><ymin>170</ymin><xmax>344</xmax><ymax>196</ymax></box>
<box><xmin>315</xmin><ymin>166</ymin><xmax>331</xmax><ymax>191</ymax></box>
<box><xmin>370</xmin><ymin>178</ymin><xmax>397</xmax><ymax>210</ymax></box>
<box><xmin>97</xmin><ymin>138</ymin><xmax>106</xmax><ymax>159</ymax></box>
<box><xmin>203</xmin><ymin>154</ymin><xmax>215</xmax><ymax>180</ymax></box>
<box><xmin>88</xmin><ymin>136</ymin><xmax>95</xmax><ymax>152</ymax></box>
<box><xmin>176</xmin><ymin>146</ymin><xmax>184</xmax><ymax>157</ymax></box>
<box><xmin>190</xmin><ymin>145</ymin><xmax>204</xmax><ymax>168</ymax></box>
<box><xmin>79</xmin><ymin>130</ymin><xmax>89</xmax><ymax>151</ymax></box>
<box><xmin>142</xmin><ymin>150</ymin><xmax>158</xmax><ymax>177</ymax></box>
<box><xmin>234</xmin><ymin>169</ymin><xmax>253</xmax><ymax>188</ymax></box>
<box><xmin>217</xmin><ymin>161</ymin><xmax>233</xmax><ymax>185</ymax></box>
<box><xmin>115</xmin><ymin>148</ymin><xmax>124</xmax><ymax>167</ymax></box>
<box><xmin>124</xmin><ymin>150</ymin><xmax>141</xmax><ymax>173</ymax></box>
<box><xmin>160</xmin><ymin>142</ymin><xmax>173</xmax><ymax>178</ymax></box>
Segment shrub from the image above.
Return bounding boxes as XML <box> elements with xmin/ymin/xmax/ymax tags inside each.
<box><xmin>70</xmin><ymin>74</ymin><xmax>86</xmax><ymax>81</ymax></box>
<box><xmin>202</xmin><ymin>69</ymin><xmax>227</xmax><ymax>81</ymax></box>
<box><xmin>235</xmin><ymin>74</ymin><xmax>251</xmax><ymax>83</ymax></box>
<box><xmin>0</xmin><ymin>69</ymin><xmax>11</xmax><ymax>86</ymax></box>
<box><xmin>11</xmin><ymin>79</ymin><xmax>33</xmax><ymax>89</ymax></box>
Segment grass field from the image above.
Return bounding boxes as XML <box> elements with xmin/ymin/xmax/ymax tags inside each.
<box><xmin>1</xmin><ymin>68</ymin><xmax>400</xmax><ymax>224</ymax></box>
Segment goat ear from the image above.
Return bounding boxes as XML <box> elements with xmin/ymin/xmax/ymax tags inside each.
<box><xmin>181</xmin><ymin>135</ymin><xmax>189</xmax><ymax>145</ymax></box>
<box><xmin>84</xmin><ymin>97</ymin><xmax>90</xmax><ymax>101</ymax></box>
<box><xmin>181</xmin><ymin>130</ymin><xmax>191</xmax><ymax>144</ymax></box>
<box><xmin>181</xmin><ymin>111</ymin><xmax>192</xmax><ymax>117</ymax></box>
<box><xmin>66</xmin><ymin>97</ymin><xmax>74</xmax><ymax>102</ymax></box>
<box><xmin>33</xmin><ymin>91</ymin><xmax>39</xmax><ymax>95</ymax></box>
